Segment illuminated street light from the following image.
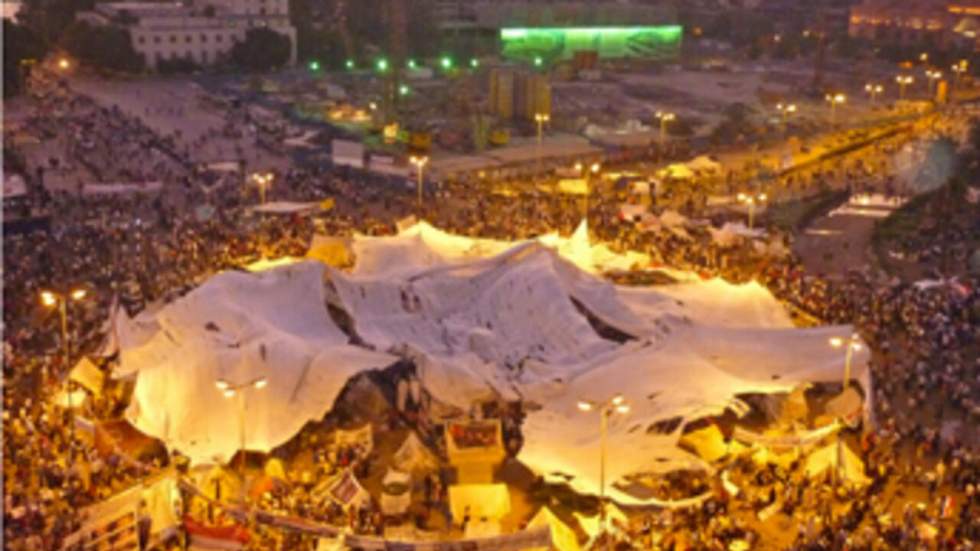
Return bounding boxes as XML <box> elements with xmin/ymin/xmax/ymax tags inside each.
<box><xmin>376</xmin><ymin>58</ymin><xmax>389</xmax><ymax>72</ymax></box>
<box><xmin>40</xmin><ymin>286</ymin><xmax>92</xmax><ymax>453</ymax></box>
<box><xmin>407</xmin><ymin>59</ymin><xmax>417</xmax><ymax>69</ymax></box>
<box><xmin>776</xmin><ymin>102</ymin><xmax>797</xmax><ymax>126</ymax></box>
<box><xmin>655</xmin><ymin>111</ymin><xmax>676</xmax><ymax>145</ymax></box>
<box><xmin>534</xmin><ymin>56</ymin><xmax>543</xmax><ymax>67</ymax></box>
<box><xmin>925</xmin><ymin>69</ymin><xmax>943</xmax><ymax>96</ymax></box>
<box><xmin>470</xmin><ymin>58</ymin><xmax>480</xmax><ymax>69</ymax></box>
<box><xmin>308</xmin><ymin>60</ymin><xmax>320</xmax><ymax>72</ymax></box>
<box><xmin>250</xmin><ymin>172</ymin><xmax>274</xmax><ymax>204</ymax></box>
<box><xmin>577</xmin><ymin>394</ymin><xmax>631</xmax><ymax>550</ymax></box>
<box><xmin>824</xmin><ymin>93</ymin><xmax>845</xmax><ymax>124</ymax></box>
<box><xmin>345</xmin><ymin>59</ymin><xmax>355</xmax><ymax>70</ymax></box>
<box><xmin>952</xmin><ymin>62</ymin><xmax>967</xmax><ymax>85</ymax></box>
<box><xmin>895</xmin><ymin>75</ymin><xmax>914</xmax><ymax>100</ymax></box>
<box><xmin>57</xmin><ymin>58</ymin><xmax>71</xmax><ymax>71</ymax></box>
<box><xmin>409</xmin><ymin>155</ymin><xmax>429</xmax><ymax>213</ymax></box>
<box><xmin>737</xmin><ymin>192</ymin><xmax>767</xmax><ymax>229</ymax></box>
<box><xmin>440</xmin><ymin>56</ymin><xmax>452</xmax><ymax>70</ymax></box>
<box><xmin>828</xmin><ymin>333</ymin><xmax>862</xmax><ymax>486</ymax></box>
<box><xmin>534</xmin><ymin>112</ymin><xmax>550</xmax><ymax>170</ymax></box>
<box><xmin>829</xmin><ymin>334</ymin><xmax>862</xmax><ymax>389</ymax></box>
<box><xmin>864</xmin><ymin>83</ymin><xmax>884</xmax><ymax>103</ymax></box>
<box><xmin>217</xmin><ymin>376</ymin><xmax>269</xmax><ymax>477</ymax></box>
<box><xmin>399</xmin><ymin>84</ymin><xmax>410</xmax><ymax>96</ymax></box>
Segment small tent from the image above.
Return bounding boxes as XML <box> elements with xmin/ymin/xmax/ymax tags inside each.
<box><xmin>805</xmin><ymin>442</ymin><xmax>869</xmax><ymax>486</ymax></box>
<box><xmin>380</xmin><ymin>469</ymin><xmax>412</xmax><ymax>515</ymax></box>
<box><xmin>306</xmin><ymin>235</ymin><xmax>352</xmax><ymax>267</ymax></box>
<box><xmin>392</xmin><ymin>432</ymin><xmax>439</xmax><ymax>474</ymax></box>
<box><xmin>70</xmin><ymin>357</ymin><xmax>105</xmax><ymax>394</ymax></box>
<box><xmin>448</xmin><ymin>483</ymin><xmax>511</xmax><ymax>522</ymax></box>
<box><xmin>527</xmin><ymin>507</ymin><xmax>580</xmax><ymax>551</ymax></box>
<box><xmin>679</xmin><ymin>424</ymin><xmax>729</xmax><ymax>463</ymax></box>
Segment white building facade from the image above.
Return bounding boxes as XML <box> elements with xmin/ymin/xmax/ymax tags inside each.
<box><xmin>80</xmin><ymin>0</ymin><xmax>296</xmax><ymax>71</ymax></box>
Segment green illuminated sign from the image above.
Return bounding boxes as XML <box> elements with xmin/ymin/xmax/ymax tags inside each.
<box><xmin>500</xmin><ymin>26</ymin><xmax>682</xmax><ymax>61</ymax></box>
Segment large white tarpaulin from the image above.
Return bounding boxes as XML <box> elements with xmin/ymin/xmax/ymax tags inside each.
<box><xmin>117</xmin><ymin>221</ymin><xmax>869</xmax><ymax>501</ymax></box>
<box><xmin>119</xmin><ymin>262</ymin><xmax>395</xmax><ymax>464</ymax></box>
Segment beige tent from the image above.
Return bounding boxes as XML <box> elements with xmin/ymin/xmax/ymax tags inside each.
<box><xmin>527</xmin><ymin>507</ymin><xmax>580</xmax><ymax>551</ymax></box>
<box><xmin>679</xmin><ymin>424</ymin><xmax>729</xmax><ymax>463</ymax></box>
<box><xmin>70</xmin><ymin>357</ymin><xmax>105</xmax><ymax>395</ymax></box>
<box><xmin>448</xmin><ymin>483</ymin><xmax>511</xmax><ymax>521</ymax></box>
<box><xmin>306</xmin><ymin>235</ymin><xmax>353</xmax><ymax>267</ymax></box>
<box><xmin>392</xmin><ymin>432</ymin><xmax>439</xmax><ymax>474</ymax></box>
<box><xmin>824</xmin><ymin>387</ymin><xmax>863</xmax><ymax>421</ymax></box>
<box><xmin>805</xmin><ymin>442</ymin><xmax>869</xmax><ymax>486</ymax></box>
<box><xmin>264</xmin><ymin>458</ymin><xmax>286</xmax><ymax>480</ymax></box>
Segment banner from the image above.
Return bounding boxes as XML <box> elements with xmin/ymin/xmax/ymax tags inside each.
<box><xmin>82</xmin><ymin>182</ymin><xmax>163</xmax><ymax>195</ymax></box>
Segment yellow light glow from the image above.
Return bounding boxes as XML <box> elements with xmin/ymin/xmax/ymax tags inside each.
<box><xmin>254</xmin><ymin>378</ymin><xmax>268</xmax><ymax>389</ymax></box>
<box><xmin>829</xmin><ymin>337</ymin><xmax>843</xmax><ymax>348</ymax></box>
<box><xmin>577</xmin><ymin>401</ymin><xmax>594</xmax><ymax>412</ymax></box>
<box><xmin>223</xmin><ymin>389</ymin><xmax>236</xmax><ymax>399</ymax></box>
<box><xmin>216</xmin><ymin>380</ymin><xmax>229</xmax><ymax>390</ymax></box>
<box><xmin>611</xmin><ymin>395</ymin><xmax>625</xmax><ymax>406</ymax></box>
<box><xmin>40</xmin><ymin>291</ymin><xmax>58</xmax><ymax>307</ymax></box>
<box><xmin>615</xmin><ymin>404</ymin><xmax>631</xmax><ymax>414</ymax></box>
<box><xmin>70</xmin><ymin>289</ymin><xmax>87</xmax><ymax>301</ymax></box>
<box><xmin>590</xmin><ymin>163</ymin><xmax>601</xmax><ymax>173</ymax></box>
<box><xmin>58</xmin><ymin>58</ymin><xmax>70</xmax><ymax>70</ymax></box>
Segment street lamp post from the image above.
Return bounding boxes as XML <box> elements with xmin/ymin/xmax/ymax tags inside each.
<box><xmin>655</xmin><ymin>111</ymin><xmax>676</xmax><ymax>145</ymax></box>
<box><xmin>584</xmin><ymin>162</ymin><xmax>600</xmax><ymax>224</ymax></box>
<box><xmin>824</xmin><ymin>93</ymin><xmax>845</xmax><ymax>124</ymax></box>
<box><xmin>216</xmin><ymin>377</ymin><xmax>268</xmax><ymax>479</ymax></box>
<box><xmin>736</xmin><ymin>192</ymin><xmax>767</xmax><ymax>229</ymax></box>
<box><xmin>828</xmin><ymin>334</ymin><xmax>862</xmax><ymax>390</ymax></box>
<box><xmin>41</xmin><ymin>288</ymin><xmax>90</xmax><ymax>454</ymax></box>
<box><xmin>776</xmin><ymin>102</ymin><xmax>797</xmax><ymax>124</ymax></box>
<box><xmin>864</xmin><ymin>83</ymin><xmax>883</xmax><ymax>104</ymax></box>
<box><xmin>409</xmin><ymin>155</ymin><xmax>429</xmax><ymax>214</ymax></box>
<box><xmin>895</xmin><ymin>75</ymin><xmax>914</xmax><ymax>100</ymax></box>
<box><xmin>534</xmin><ymin>113</ymin><xmax>550</xmax><ymax>172</ymax></box>
<box><xmin>828</xmin><ymin>334</ymin><xmax>862</xmax><ymax>486</ymax></box>
<box><xmin>925</xmin><ymin>70</ymin><xmax>943</xmax><ymax>97</ymax></box>
<box><xmin>250</xmin><ymin>172</ymin><xmax>274</xmax><ymax>204</ymax></box>
<box><xmin>578</xmin><ymin>395</ymin><xmax>630</xmax><ymax>551</ymax></box>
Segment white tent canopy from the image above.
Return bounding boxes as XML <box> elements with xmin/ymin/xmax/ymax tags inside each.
<box><xmin>117</xmin><ymin>221</ymin><xmax>870</xmax><ymax>500</ymax></box>
<box><xmin>119</xmin><ymin>262</ymin><xmax>395</xmax><ymax>464</ymax></box>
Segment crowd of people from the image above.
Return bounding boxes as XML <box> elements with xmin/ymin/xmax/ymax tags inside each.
<box><xmin>3</xmin><ymin>68</ymin><xmax>979</xmax><ymax>551</ymax></box>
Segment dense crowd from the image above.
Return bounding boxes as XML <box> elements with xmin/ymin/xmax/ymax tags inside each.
<box><xmin>3</xmin><ymin>71</ymin><xmax>978</xmax><ymax>551</ymax></box>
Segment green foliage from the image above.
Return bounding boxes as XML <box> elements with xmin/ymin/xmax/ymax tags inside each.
<box><xmin>3</xmin><ymin>20</ymin><xmax>48</xmax><ymax>97</ymax></box>
<box><xmin>60</xmin><ymin>21</ymin><xmax>144</xmax><ymax>72</ymax></box>
<box><xmin>230</xmin><ymin>28</ymin><xmax>292</xmax><ymax>72</ymax></box>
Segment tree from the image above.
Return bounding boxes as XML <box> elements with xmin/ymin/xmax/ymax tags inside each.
<box><xmin>17</xmin><ymin>0</ymin><xmax>95</xmax><ymax>45</ymax></box>
<box><xmin>230</xmin><ymin>28</ymin><xmax>292</xmax><ymax>72</ymax></box>
<box><xmin>3</xmin><ymin>20</ymin><xmax>48</xmax><ymax>97</ymax></box>
<box><xmin>60</xmin><ymin>22</ymin><xmax>144</xmax><ymax>72</ymax></box>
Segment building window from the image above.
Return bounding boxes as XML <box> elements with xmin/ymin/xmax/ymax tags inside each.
<box><xmin>216</xmin><ymin>34</ymin><xmax>223</xmax><ymax>42</ymax></box>
<box><xmin>137</xmin><ymin>36</ymin><xmax>145</xmax><ymax>44</ymax></box>
<box><xmin>185</xmin><ymin>35</ymin><xmax>192</xmax><ymax>43</ymax></box>
<box><xmin>201</xmin><ymin>34</ymin><xmax>208</xmax><ymax>43</ymax></box>
<box><xmin>170</xmin><ymin>35</ymin><xmax>177</xmax><ymax>43</ymax></box>
<box><xmin>154</xmin><ymin>36</ymin><xmax>161</xmax><ymax>44</ymax></box>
